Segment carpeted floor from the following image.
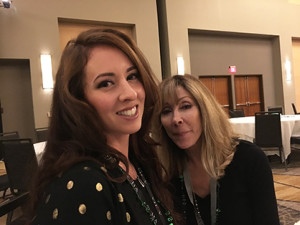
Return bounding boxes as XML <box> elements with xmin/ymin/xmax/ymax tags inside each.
<box><xmin>270</xmin><ymin>150</ymin><xmax>300</xmax><ymax>225</ymax></box>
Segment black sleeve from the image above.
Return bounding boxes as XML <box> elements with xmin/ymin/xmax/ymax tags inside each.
<box><xmin>241</xmin><ymin>141</ymin><xmax>280</xmax><ymax>225</ymax></box>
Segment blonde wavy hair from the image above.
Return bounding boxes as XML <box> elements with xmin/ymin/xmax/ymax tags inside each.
<box><xmin>157</xmin><ymin>74</ymin><xmax>239</xmax><ymax>179</ymax></box>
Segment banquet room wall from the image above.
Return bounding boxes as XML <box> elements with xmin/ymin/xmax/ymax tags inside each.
<box><xmin>162</xmin><ymin>0</ymin><xmax>300</xmax><ymax>115</ymax></box>
<box><xmin>188</xmin><ymin>32</ymin><xmax>283</xmax><ymax>111</ymax></box>
<box><xmin>1</xmin><ymin>0</ymin><xmax>300</xmax><ymax>134</ymax></box>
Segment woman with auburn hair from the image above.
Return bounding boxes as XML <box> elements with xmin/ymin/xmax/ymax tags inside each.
<box><xmin>157</xmin><ymin>74</ymin><xmax>279</xmax><ymax>225</ymax></box>
<box><xmin>29</xmin><ymin>29</ymin><xmax>175</xmax><ymax>225</ymax></box>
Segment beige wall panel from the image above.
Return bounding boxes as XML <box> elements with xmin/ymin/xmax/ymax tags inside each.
<box><xmin>292</xmin><ymin>39</ymin><xmax>300</xmax><ymax>111</ymax></box>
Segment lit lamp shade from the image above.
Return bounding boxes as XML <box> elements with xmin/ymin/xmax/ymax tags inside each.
<box><xmin>177</xmin><ymin>57</ymin><xmax>185</xmax><ymax>75</ymax></box>
<box><xmin>40</xmin><ymin>54</ymin><xmax>54</xmax><ymax>89</ymax></box>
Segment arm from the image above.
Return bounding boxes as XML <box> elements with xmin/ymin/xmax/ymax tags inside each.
<box><xmin>246</xmin><ymin>145</ymin><xmax>280</xmax><ymax>225</ymax></box>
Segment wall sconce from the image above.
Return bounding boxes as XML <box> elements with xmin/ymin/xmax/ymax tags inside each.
<box><xmin>40</xmin><ymin>54</ymin><xmax>54</xmax><ymax>89</ymax></box>
<box><xmin>285</xmin><ymin>59</ymin><xmax>292</xmax><ymax>81</ymax></box>
<box><xmin>177</xmin><ymin>57</ymin><xmax>185</xmax><ymax>75</ymax></box>
<box><xmin>1</xmin><ymin>0</ymin><xmax>11</xmax><ymax>8</ymax></box>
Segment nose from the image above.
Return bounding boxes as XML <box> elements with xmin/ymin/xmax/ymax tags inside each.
<box><xmin>118</xmin><ymin>80</ymin><xmax>137</xmax><ymax>101</ymax></box>
<box><xmin>172</xmin><ymin>109</ymin><xmax>183</xmax><ymax>126</ymax></box>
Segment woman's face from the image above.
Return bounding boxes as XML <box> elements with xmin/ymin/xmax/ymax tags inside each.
<box><xmin>84</xmin><ymin>45</ymin><xmax>145</xmax><ymax>142</ymax></box>
<box><xmin>160</xmin><ymin>86</ymin><xmax>202</xmax><ymax>149</ymax></box>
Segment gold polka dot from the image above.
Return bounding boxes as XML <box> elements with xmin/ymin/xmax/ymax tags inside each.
<box><xmin>67</xmin><ymin>180</ymin><xmax>74</xmax><ymax>190</ymax></box>
<box><xmin>83</xmin><ymin>166</ymin><xmax>90</xmax><ymax>171</ymax></box>
<box><xmin>126</xmin><ymin>212</ymin><xmax>131</xmax><ymax>222</ymax></box>
<box><xmin>45</xmin><ymin>194</ymin><xmax>51</xmax><ymax>204</ymax></box>
<box><xmin>118</xmin><ymin>193</ymin><xmax>124</xmax><ymax>202</ymax></box>
<box><xmin>52</xmin><ymin>208</ymin><xmax>58</xmax><ymax>219</ymax></box>
<box><xmin>100</xmin><ymin>166</ymin><xmax>107</xmax><ymax>173</ymax></box>
<box><xmin>106</xmin><ymin>211</ymin><xmax>111</xmax><ymax>220</ymax></box>
<box><xmin>96</xmin><ymin>183</ymin><xmax>103</xmax><ymax>191</ymax></box>
<box><xmin>78</xmin><ymin>204</ymin><xmax>86</xmax><ymax>214</ymax></box>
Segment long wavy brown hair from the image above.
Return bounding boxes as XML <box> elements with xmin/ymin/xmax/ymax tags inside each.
<box><xmin>28</xmin><ymin>29</ymin><xmax>174</xmax><ymax>220</ymax></box>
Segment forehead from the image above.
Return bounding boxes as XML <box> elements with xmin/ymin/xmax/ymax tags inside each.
<box><xmin>162</xmin><ymin>85</ymin><xmax>192</xmax><ymax>105</ymax></box>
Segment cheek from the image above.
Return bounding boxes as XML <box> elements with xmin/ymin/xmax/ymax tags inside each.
<box><xmin>86</xmin><ymin>93</ymin><xmax>108</xmax><ymax>116</ymax></box>
<box><xmin>160</xmin><ymin>116</ymin><xmax>169</xmax><ymax>128</ymax></box>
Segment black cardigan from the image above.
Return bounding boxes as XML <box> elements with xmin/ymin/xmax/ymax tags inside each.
<box><xmin>172</xmin><ymin>140</ymin><xmax>280</xmax><ymax>225</ymax></box>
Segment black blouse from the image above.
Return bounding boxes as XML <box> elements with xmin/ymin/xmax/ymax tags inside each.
<box><xmin>172</xmin><ymin>140</ymin><xmax>280</xmax><ymax>225</ymax></box>
<box><xmin>31</xmin><ymin>160</ymin><xmax>171</xmax><ymax>225</ymax></box>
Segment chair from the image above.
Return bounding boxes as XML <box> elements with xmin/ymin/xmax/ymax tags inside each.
<box><xmin>35</xmin><ymin>127</ymin><xmax>48</xmax><ymax>142</ymax></box>
<box><xmin>254</xmin><ymin>111</ymin><xmax>287</xmax><ymax>171</ymax></box>
<box><xmin>0</xmin><ymin>131</ymin><xmax>19</xmax><ymax>160</ymax></box>
<box><xmin>0</xmin><ymin>131</ymin><xmax>19</xmax><ymax>141</ymax></box>
<box><xmin>0</xmin><ymin>192</ymin><xmax>29</xmax><ymax>225</ymax></box>
<box><xmin>291</xmin><ymin>103</ymin><xmax>300</xmax><ymax>115</ymax></box>
<box><xmin>291</xmin><ymin>136</ymin><xmax>300</xmax><ymax>150</ymax></box>
<box><xmin>229</xmin><ymin>109</ymin><xmax>245</xmax><ymax>118</ymax></box>
<box><xmin>0</xmin><ymin>138</ymin><xmax>38</xmax><ymax>224</ymax></box>
<box><xmin>267</xmin><ymin>106</ymin><xmax>283</xmax><ymax>114</ymax></box>
<box><xmin>0</xmin><ymin>132</ymin><xmax>19</xmax><ymax>199</ymax></box>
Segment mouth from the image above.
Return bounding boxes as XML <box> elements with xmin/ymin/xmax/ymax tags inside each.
<box><xmin>117</xmin><ymin>106</ymin><xmax>137</xmax><ymax>116</ymax></box>
<box><xmin>173</xmin><ymin>131</ymin><xmax>189</xmax><ymax>136</ymax></box>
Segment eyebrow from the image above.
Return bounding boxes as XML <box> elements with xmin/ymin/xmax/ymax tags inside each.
<box><xmin>93</xmin><ymin>66</ymin><xmax>137</xmax><ymax>83</ymax></box>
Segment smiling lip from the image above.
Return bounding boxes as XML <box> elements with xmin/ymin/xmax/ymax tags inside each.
<box><xmin>173</xmin><ymin>131</ymin><xmax>189</xmax><ymax>137</ymax></box>
<box><xmin>117</xmin><ymin>105</ymin><xmax>138</xmax><ymax>117</ymax></box>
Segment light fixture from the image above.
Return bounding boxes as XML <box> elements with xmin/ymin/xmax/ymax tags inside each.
<box><xmin>285</xmin><ymin>59</ymin><xmax>292</xmax><ymax>81</ymax></box>
<box><xmin>40</xmin><ymin>54</ymin><xmax>54</xmax><ymax>89</ymax></box>
<box><xmin>177</xmin><ymin>57</ymin><xmax>185</xmax><ymax>75</ymax></box>
<box><xmin>1</xmin><ymin>0</ymin><xmax>11</xmax><ymax>8</ymax></box>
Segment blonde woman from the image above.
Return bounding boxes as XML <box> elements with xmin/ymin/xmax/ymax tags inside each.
<box><xmin>157</xmin><ymin>74</ymin><xmax>279</xmax><ymax>225</ymax></box>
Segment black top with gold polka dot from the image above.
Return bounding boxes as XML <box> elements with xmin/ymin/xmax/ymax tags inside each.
<box><xmin>31</xmin><ymin>160</ymin><xmax>169</xmax><ymax>225</ymax></box>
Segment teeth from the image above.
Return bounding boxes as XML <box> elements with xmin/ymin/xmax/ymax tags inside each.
<box><xmin>117</xmin><ymin>106</ymin><xmax>137</xmax><ymax>116</ymax></box>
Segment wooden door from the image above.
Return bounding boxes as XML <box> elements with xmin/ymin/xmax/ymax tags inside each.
<box><xmin>199</xmin><ymin>76</ymin><xmax>232</xmax><ymax>114</ymax></box>
<box><xmin>234</xmin><ymin>75</ymin><xmax>264</xmax><ymax>116</ymax></box>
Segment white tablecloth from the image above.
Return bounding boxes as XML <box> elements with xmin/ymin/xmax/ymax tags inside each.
<box><xmin>33</xmin><ymin>141</ymin><xmax>46</xmax><ymax>163</ymax></box>
<box><xmin>230</xmin><ymin>115</ymin><xmax>300</xmax><ymax>159</ymax></box>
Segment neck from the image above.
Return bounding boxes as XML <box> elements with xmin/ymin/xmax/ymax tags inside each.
<box><xmin>107</xmin><ymin>134</ymin><xmax>130</xmax><ymax>158</ymax></box>
<box><xmin>107</xmin><ymin>134</ymin><xmax>138</xmax><ymax>179</ymax></box>
<box><xmin>185</xmin><ymin>139</ymin><xmax>202</xmax><ymax>166</ymax></box>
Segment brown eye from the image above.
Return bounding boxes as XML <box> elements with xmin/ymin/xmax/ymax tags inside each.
<box><xmin>97</xmin><ymin>80</ymin><xmax>114</xmax><ymax>88</ymax></box>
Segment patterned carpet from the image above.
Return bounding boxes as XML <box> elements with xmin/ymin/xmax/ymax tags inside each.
<box><xmin>270</xmin><ymin>150</ymin><xmax>300</xmax><ymax>225</ymax></box>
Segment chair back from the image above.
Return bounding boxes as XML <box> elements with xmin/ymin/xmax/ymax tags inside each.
<box><xmin>255</xmin><ymin>111</ymin><xmax>282</xmax><ymax>148</ymax></box>
<box><xmin>229</xmin><ymin>109</ymin><xmax>245</xmax><ymax>118</ymax></box>
<box><xmin>0</xmin><ymin>131</ymin><xmax>19</xmax><ymax>140</ymax></box>
<box><xmin>35</xmin><ymin>127</ymin><xmax>48</xmax><ymax>142</ymax></box>
<box><xmin>0</xmin><ymin>131</ymin><xmax>20</xmax><ymax>160</ymax></box>
<box><xmin>267</xmin><ymin>106</ymin><xmax>283</xmax><ymax>114</ymax></box>
<box><xmin>0</xmin><ymin>138</ymin><xmax>38</xmax><ymax>195</ymax></box>
<box><xmin>292</xmin><ymin>103</ymin><xmax>299</xmax><ymax>114</ymax></box>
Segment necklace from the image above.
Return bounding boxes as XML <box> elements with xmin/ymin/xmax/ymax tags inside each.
<box><xmin>179</xmin><ymin>175</ymin><xmax>221</xmax><ymax>225</ymax></box>
<box><xmin>120</xmin><ymin>166</ymin><xmax>174</xmax><ymax>225</ymax></box>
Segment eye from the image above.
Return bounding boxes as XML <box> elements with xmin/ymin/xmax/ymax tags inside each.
<box><xmin>180</xmin><ymin>103</ymin><xmax>192</xmax><ymax>110</ymax></box>
<box><xmin>96</xmin><ymin>80</ymin><xmax>114</xmax><ymax>88</ymax></box>
<box><xmin>161</xmin><ymin>107</ymin><xmax>172</xmax><ymax>115</ymax></box>
<box><xmin>127</xmin><ymin>72</ymin><xmax>140</xmax><ymax>81</ymax></box>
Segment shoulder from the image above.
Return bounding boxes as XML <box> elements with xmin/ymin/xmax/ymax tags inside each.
<box><xmin>47</xmin><ymin>160</ymin><xmax>116</xmax><ymax>199</ymax></box>
<box><xmin>234</xmin><ymin>139</ymin><xmax>266</xmax><ymax>160</ymax></box>
<box><xmin>33</xmin><ymin>160</ymin><xmax>121</xmax><ymax>224</ymax></box>
<box><xmin>228</xmin><ymin>139</ymin><xmax>270</xmax><ymax>172</ymax></box>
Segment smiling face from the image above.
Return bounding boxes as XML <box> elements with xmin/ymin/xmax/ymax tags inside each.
<box><xmin>160</xmin><ymin>86</ymin><xmax>202</xmax><ymax>150</ymax></box>
<box><xmin>84</xmin><ymin>45</ymin><xmax>145</xmax><ymax>144</ymax></box>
